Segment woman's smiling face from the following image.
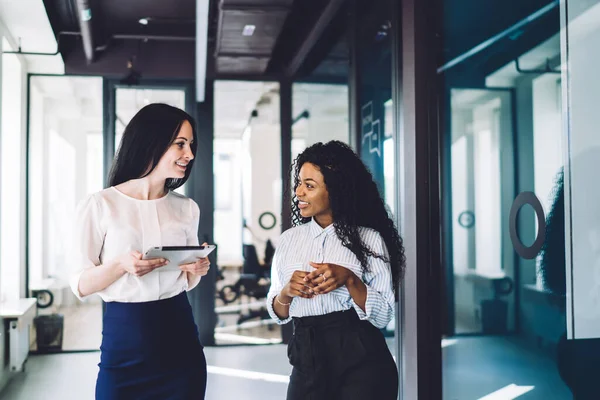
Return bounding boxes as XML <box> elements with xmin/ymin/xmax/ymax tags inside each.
<box><xmin>295</xmin><ymin>162</ymin><xmax>332</xmax><ymax>227</ymax></box>
<box><xmin>153</xmin><ymin>120</ymin><xmax>195</xmax><ymax>180</ymax></box>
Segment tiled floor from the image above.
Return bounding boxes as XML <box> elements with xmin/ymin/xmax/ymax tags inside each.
<box><xmin>1</xmin><ymin>345</ymin><xmax>291</xmax><ymax>400</ymax></box>
<box><xmin>1</xmin><ymin>335</ymin><xmax>574</xmax><ymax>400</ymax></box>
<box><xmin>443</xmin><ymin>336</ymin><xmax>572</xmax><ymax>399</ymax></box>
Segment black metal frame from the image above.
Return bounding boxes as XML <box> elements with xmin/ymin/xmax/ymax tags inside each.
<box><xmin>24</xmin><ymin>74</ymin><xmax>30</xmax><ymax>300</ymax></box>
<box><xmin>398</xmin><ymin>0</ymin><xmax>443</xmax><ymax>397</ymax></box>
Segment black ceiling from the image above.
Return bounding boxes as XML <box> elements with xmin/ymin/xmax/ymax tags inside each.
<box><xmin>41</xmin><ymin>0</ymin><xmax>349</xmax><ymax>82</ymax></box>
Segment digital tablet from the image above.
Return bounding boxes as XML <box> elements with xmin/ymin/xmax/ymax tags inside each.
<box><xmin>143</xmin><ymin>245</ymin><xmax>216</xmax><ymax>272</ymax></box>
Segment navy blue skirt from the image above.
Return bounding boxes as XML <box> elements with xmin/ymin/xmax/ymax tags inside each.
<box><xmin>96</xmin><ymin>292</ymin><xmax>207</xmax><ymax>400</ymax></box>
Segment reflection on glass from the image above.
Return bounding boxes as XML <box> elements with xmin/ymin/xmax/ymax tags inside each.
<box><xmin>355</xmin><ymin>0</ymin><xmax>394</xmax><ymax>339</ymax></box>
<box><xmin>213</xmin><ymin>81</ymin><xmax>281</xmax><ymax>345</ymax></box>
<box><xmin>383</xmin><ymin>99</ymin><xmax>394</xmax><ymax>216</ymax></box>
<box><xmin>28</xmin><ymin>76</ymin><xmax>104</xmax><ymax>351</ymax></box>
<box><xmin>450</xmin><ymin>89</ymin><xmax>513</xmax><ymax>336</ymax></box>
<box><xmin>439</xmin><ymin>0</ymin><xmax>581</xmax><ymax>397</ymax></box>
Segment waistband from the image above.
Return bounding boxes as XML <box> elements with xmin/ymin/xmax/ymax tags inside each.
<box><xmin>292</xmin><ymin>308</ymin><xmax>360</xmax><ymax>330</ymax></box>
<box><xmin>104</xmin><ymin>291</ymin><xmax>189</xmax><ymax>319</ymax></box>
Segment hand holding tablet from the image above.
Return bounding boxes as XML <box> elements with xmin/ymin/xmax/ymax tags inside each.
<box><xmin>143</xmin><ymin>245</ymin><xmax>216</xmax><ymax>272</ymax></box>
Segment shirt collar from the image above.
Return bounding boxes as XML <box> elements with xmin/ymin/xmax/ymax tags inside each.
<box><xmin>310</xmin><ymin>218</ymin><xmax>336</xmax><ymax>238</ymax></box>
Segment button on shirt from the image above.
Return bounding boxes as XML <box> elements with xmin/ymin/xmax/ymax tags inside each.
<box><xmin>266</xmin><ymin>219</ymin><xmax>395</xmax><ymax>329</ymax></box>
<box><xmin>69</xmin><ymin>187</ymin><xmax>202</xmax><ymax>303</ymax></box>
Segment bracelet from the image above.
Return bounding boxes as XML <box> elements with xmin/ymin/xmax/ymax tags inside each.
<box><xmin>275</xmin><ymin>295</ymin><xmax>291</xmax><ymax>307</ymax></box>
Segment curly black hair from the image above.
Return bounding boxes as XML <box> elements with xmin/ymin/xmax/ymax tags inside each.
<box><xmin>290</xmin><ymin>140</ymin><xmax>405</xmax><ymax>293</ymax></box>
<box><xmin>539</xmin><ymin>168</ymin><xmax>566</xmax><ymax>297</ymax></box>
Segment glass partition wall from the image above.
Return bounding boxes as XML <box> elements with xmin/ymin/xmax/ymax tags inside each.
<box><xmin>438</xmin><ymin>0</ymin><xmax>600</xmax><ymax>398</ymax></box>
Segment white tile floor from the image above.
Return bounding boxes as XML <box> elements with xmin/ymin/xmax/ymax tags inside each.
<box><xmin>1</xmin><ymin>345</ymin><xmax>291</xmax><ymax>400</ymax></box>
<box><xmin>0</xmin><ymin>336</ymin><xmax>573</xmax><ymax>400</ymax></box>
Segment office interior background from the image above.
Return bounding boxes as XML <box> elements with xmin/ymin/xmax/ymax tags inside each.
<box><xmin>0</xmin><ymin>0</ymin><xmax>597</xmax><ymax>398</ymax></box>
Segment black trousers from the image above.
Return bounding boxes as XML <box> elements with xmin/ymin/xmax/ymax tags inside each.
<box><xmin>287</xmin><ymin>309</ymin><xmax>398</xmax><ymax>400</ymax></box>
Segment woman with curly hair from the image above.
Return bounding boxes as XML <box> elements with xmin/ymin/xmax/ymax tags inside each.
<box><xmin>267</xmin><ymin>140</ymin><xmax>403</xmax><ymax>399</ymax></box>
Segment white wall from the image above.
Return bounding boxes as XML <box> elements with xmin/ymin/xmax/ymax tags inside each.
<box><xmin>27</xmin><ymin>82</ymin><xmax>103</xmax><ymax>309</ymax></box>
<box><xmin>246</xmin><ymin>97</ymin><xmax>282</xmax><ymax>260</ymax></box>
<box><xmin>0</xmin><ymin>44</ymin><xmax>24</xmax><ymax>302</ymax></box>
<box><xmin>450</xmin><ymin>92</ymin><xmax>505</xmax><ymax>277</ymax></box>
<box><xmin>214</xmin><ymin>139</ymin><xmax>244</xmax><ymax>265</ymax></box>
<box><xmin>0</xmin><ymin>18</ymin><xmax>29</xmax><ymax>394</ymax></box>
<box><xmin>451</xmin><ymin>109</ymin><xmax>475</xmax><ymax>275</ymax></box>
<box><xmin>533</xmin><ymin>74</ymin><xmax>563</xmax><ymax>214</ymax></box>
<box><xmin>28</xmin><ymin>83</ymin><xmax>45</xmax><ymax>286</ymax></box>
<box><xmin>292</xmin><ymin>84</ymin><xmax>349</xmax><ymax>158</ymax></box>
<box><xmin>473</xmin><ymin>98</ymin><xmax>503</xmax><ymax>276</ymax></box>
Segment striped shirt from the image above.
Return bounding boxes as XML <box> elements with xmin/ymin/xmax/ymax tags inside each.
<box><xmin>266</xmin><ymin>219</ymin><xmax>395</xmax><ymax>329</ymax></box>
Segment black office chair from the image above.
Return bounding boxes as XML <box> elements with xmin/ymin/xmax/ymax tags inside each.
<box><xmin>217</xmin><ymin>242</ymin><xmax>273</xmax><ymax>305</ymax></box>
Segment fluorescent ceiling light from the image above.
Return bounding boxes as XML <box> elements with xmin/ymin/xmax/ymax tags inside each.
<box><xmin>477</xmin><ymin>384</ymin><xmax>535</xmax><ymax>400</ymax></box>
<box><xmin>242</xmin><ymin>25</ymin><xmax>256</xmax><ymax>36</ymax></box>
<box><xmin>207</xmin><ymin>365</ymin><xmax>289</xmax><ymax>383</ymax></box>
<box><xmin>214</xmin><ymin>333</ymin><xmax>282</xmax><ymax>345</ymax></box>
<box><xmin>196</xmin><ymin>0</ymin><xmax>209</xmax><ymax>102</ymax></box>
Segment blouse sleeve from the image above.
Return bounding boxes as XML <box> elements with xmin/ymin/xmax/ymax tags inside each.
<box><xmin>185</xmin><ymin>198</ymin><xmax>202</xmax><ymax>291</ymax></box>
<box><xmin>266</xmin><ymin>239</ymin><xmax>293</xmax><ymax>325</ymax></box>
<box><xmin>351</xmin><ymin>231</ymin><xmax>395</xmax><ymax>329</ymax></box>
<box><xmin>69</xmin><ymin>194</ymin><xmax>105</xmax><ymax>301</ymax></box>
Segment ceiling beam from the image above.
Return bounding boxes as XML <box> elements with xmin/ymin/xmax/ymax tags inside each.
<box><xmin>284</xmin><ymin>0</ymin><xmax>346</xmax><ymax>78</ymax></box>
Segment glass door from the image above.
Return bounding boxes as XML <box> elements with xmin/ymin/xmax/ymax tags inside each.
<box><xmin>28</xmin><ymin>76</ymin><xmax>104</xmax><ymax>352</ymax></box>
<box><xmin>447</xmin><ymin>88</ymin><xmax>516</xmax><ymax>335</ymax></box>
<box><xmin>437</xmin><ymin>0</ymin><xmax>600</xmax><ymax>397</ymax></box>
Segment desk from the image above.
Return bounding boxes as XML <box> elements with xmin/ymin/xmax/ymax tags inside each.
<box><xmin>0</xmin><ymin>298</ymin><xmax>37</xmax><ymax>372</ymax></box>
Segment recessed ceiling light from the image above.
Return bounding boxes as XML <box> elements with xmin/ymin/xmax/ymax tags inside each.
<box><xmin>242</xmin><ymin>25</ymin><xmax>256</xmax><ymax>36</ymax></box>
<box><xmin>139</xmin><ymin>18</ymin><xmax>149</xmax><ymax>25</ymax></box>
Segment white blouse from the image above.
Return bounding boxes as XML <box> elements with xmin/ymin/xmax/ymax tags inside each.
<box><xmin>69</xmin><ymin>187</ymin><xmax>202</xmax><ymax>303</ymax></box>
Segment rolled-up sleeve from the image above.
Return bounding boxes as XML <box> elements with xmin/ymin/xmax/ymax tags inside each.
<box><xmin>351</xmin><ymin>232</ymin><xmax>395</xmax><ymax>329</ymax></box>
<box><xmin>69</xmin><ymin>195</ymin><xmax>104</xmax><ymax>301</ymax></box>
<box><xmin>266</xmin><ymin>251</ymin><xmax>293</xmax><ymax>325</ymax></box>
<box><xmin>185</xmin><ymin>199</ymin><xmax>202</xmax><ymax>291</ymax></box>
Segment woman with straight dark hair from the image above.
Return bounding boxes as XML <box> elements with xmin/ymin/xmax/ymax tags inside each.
<box><xmin>267</xmin><ymin>140</ymin><xmax>403</xmax><ymax>399</ymax></box>
<box><xmin>69</xmin><ymin>103</ymin><xmax>210</xmax><ymax>399</ymax></box>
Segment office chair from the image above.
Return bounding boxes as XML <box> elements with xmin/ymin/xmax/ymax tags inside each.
<box><xmin>217</xmin><ymin>241</ymin><xmax>274</xmax><ymax>325</ymax></box>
